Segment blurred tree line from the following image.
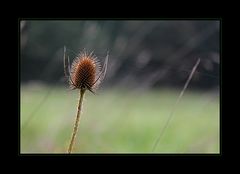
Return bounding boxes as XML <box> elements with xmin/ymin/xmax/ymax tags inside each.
<box><xmin>20</xmin><ymin>20</ymin><xmax>219</xmax><ymax>90</ymax></box>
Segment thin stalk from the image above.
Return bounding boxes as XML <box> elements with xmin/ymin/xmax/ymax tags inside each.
<box><xmin>152</xmin><ymin>58</ymin><xmax>201</xmax><ymax>152</ymax></box>
<box><xmin>68</xmin><ymin>89</ymin><xmax>86</xmax><ymax>153</ymax></box>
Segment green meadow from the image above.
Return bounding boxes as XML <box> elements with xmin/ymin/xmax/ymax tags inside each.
<box><xmin>20</xmin><ymin>84</ymin><xmax>219</xmax><ymax>153</ymax></box>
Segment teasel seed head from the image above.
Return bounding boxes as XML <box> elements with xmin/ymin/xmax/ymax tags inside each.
<box><xmin>64</xmin><ymin>48</ymin><xmax>108</xmax><ymax>93</ymax></box>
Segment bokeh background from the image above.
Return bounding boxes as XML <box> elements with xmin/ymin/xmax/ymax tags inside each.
<box><xmin>20</xmin><ymin>20</ymin><xmax>220</xmax><ymax>153</ymax></box>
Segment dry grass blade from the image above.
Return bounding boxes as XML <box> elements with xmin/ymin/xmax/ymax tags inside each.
<box><xmin>152</xmin><ymin>58</ymin><xmax>201</xmax><ymax>152</ymax></box>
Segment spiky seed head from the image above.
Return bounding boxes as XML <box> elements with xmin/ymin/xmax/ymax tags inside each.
<box><xmin>69</xmin><ymin>50</ymin><xmax>108</xmax><ymax>93</ymax></box>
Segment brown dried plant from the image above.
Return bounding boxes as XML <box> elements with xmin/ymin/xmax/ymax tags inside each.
<box><xmin>64</xmin><ymin>46</ymin><xmax>108</xmax><ymax>153</ymax></box>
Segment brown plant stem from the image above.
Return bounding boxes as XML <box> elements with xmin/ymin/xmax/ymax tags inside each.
<box><xmin>68</xmin><ymin>89</ymin><xmax>86</xmax><ymax>153</ymax></box>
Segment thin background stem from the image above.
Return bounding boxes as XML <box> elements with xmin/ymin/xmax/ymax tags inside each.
<box><xmin>152</xmin><ymin>58</ymin><xmax>201</xmax><ymax>152</ymax></box>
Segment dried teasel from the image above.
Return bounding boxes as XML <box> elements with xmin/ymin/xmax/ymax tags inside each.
<box><xmin>64</xmin><ymin>47</ymin><xmax>108</xmax><ymax>93</ymax></box>
<box><xmin>64</xmin><ymin>46</ymin><xmax>108</xmax><ymax>153</ymax></box>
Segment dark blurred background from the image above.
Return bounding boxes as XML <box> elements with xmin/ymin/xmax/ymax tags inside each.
<box><xmin>20</xmin><ymin>20</ymin><xmax>219</xmax><ymax>90</ymax></box>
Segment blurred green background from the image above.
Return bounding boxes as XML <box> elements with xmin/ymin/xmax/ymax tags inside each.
<box><xmin>20</xmin><ymin>20</ymin><xmax>220</xmax><ymax>153</ymax></box>
<box><xmin>21</xmin><ymin>85</ymin><xmax>219</xmax><ymax>153</ymax></box>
